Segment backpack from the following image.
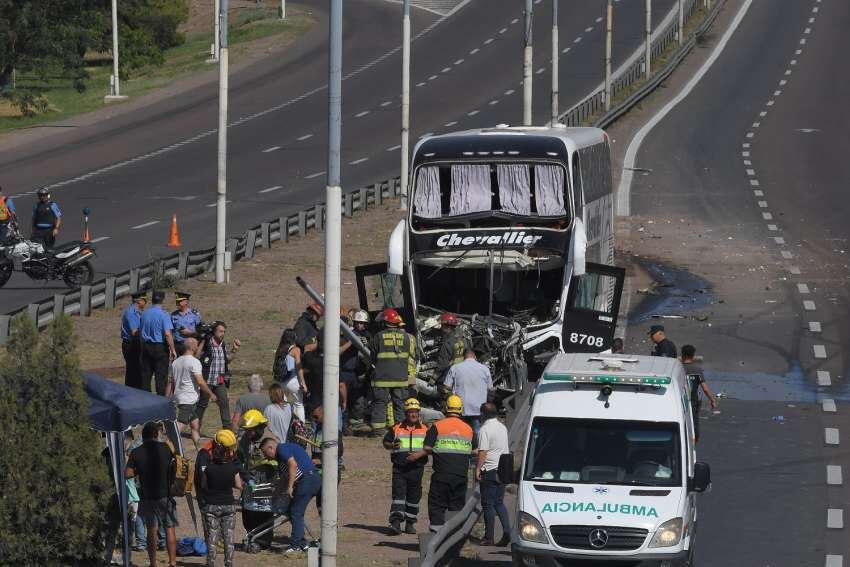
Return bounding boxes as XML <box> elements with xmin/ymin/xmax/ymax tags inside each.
<box><xmin>170</xmin><ymin>453</ymin><xmax>195</xmax><ymax>497</ymax></box>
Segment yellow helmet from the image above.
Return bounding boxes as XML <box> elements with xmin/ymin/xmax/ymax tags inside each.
<box><xmin>446</xmin><ymin>394</ymin><xmax>463</xmax><ymax>414</ymax></box>
<box><xmin>241</xmin><ymin>409</ymin><xmax>269</xmax><ymax>429</ymax></box>
<box><xmin>404</xmin><ymin>398</ymin><xmax>421</xmax><ymax>411</ymax></box>
<box><xmin>214</xmin><ymin>429</ymin><xmax>237</xmax><ymax>448</ymax></box>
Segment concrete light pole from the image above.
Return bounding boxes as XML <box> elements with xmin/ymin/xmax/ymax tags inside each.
<box><xmin>281</xmin><ymin>0</ymin><xmax>286</xmax><ymax>19</ymax></box>
<box><xmin>645</xmin><ymin>0</ymin><xmax>652</xmax><ymax>80</ymax></box>
<box><xmin>400</xmin><ymin>0</ymin><xmax>411</xmax><ymax>211</ymax></box>
<box><xmin>604</xmin><ymin>0</ymin><xmax>613</xmax><ymax>111</ymax></box>
<box><xmin>215</xmin><ymin>0</ymin><xmax>229</xmax><ymax>284</ymax></box>
<box><xmin>210</xmin><ymin>0</ymin><xmax>220</xmax><ymax>62</ymax></box>
<box><xmin>105</xmin><ymin>0</ymin><xmax>127</xmax><ymax>102</ymax></box>
<box><xmin>321</xmin><ymin>0</ymin><xmax>343</xmax><ymax>565</ymax></box>
<box><xmin>550</xmin><ymin>0</ymin><xmax>559</xmax><ymax>124</ymax></box>
<box><xmin>523</xmin><ymin>0</ymin><xmax>534</xmax><ymax>126</ymax></box>
<box><xmin>678</xmin><ymin>0</ymin><xmax>684</xmax><ymax>45</ymax></box>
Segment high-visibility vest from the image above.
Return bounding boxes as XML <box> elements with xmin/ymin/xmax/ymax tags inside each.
<box><xmin>372</xmin><ymin>328</ymin><xmax>416</xmax><ymax>388</ymax></box>
<box><xmin>0</xmin><ymin>197</ymin><xmax>9</xmax><ymax>221</ymax></box>
<box><xmin>391</xmin><ymin>421</ymin><xmax>428</xmax><ymax>453</ymax></box>
<box><xmin>431</xmin><ymin>416</ymin><xmax>473</xmax><ymax>456</ymax></box>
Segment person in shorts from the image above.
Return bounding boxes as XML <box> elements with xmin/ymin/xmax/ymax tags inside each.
<box><xmin>126</xmin><ymin>422</ymin><xmax>178</xmax><ymax>567</ymax></box>
<box><xmin>167</xmin><ymin>338</ymin><xmax>217</xmax><ymax>448</ymax></box>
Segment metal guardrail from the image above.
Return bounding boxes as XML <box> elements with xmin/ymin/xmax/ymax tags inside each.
<box><xmin>409</xmin><ymin>488</ymin><xmax>482</xmax><ymax>567</ymax></box>
<box><xmin>560</xmin><ymin>0</ymin><xmax>713</xmax><ymax>128</ymax></box>
<box><xmin>0</xmin><ymin>177</ymin><xmax>401</xmax><ymax>343</ymax></box>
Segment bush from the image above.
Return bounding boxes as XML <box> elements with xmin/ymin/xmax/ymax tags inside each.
<box><xmin>116</xmin><ymin>0</ymin><xmax>190</xmax><ymax>76</ymax></box>
<box><xmin>0</xmin><ymin>316</ymin><xmax>112</xmax><ymax>565</ymax></box>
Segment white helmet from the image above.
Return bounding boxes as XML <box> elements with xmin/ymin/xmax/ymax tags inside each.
<box><xmin>353</xmin><ymin>310</ymin><xmax>369</xmax><ymax>323</ymax></box>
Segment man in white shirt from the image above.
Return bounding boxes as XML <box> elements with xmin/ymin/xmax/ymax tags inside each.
<box><xmin>475</xmin><ymin>402</ymin><xmax>511</xmax><ymax>547</ymax></box>
<box><xmin>167</xmin><ymin>338</ymin><xmax>216</xmax><ymax>448</ymax></box>
<box><xmin>444</xmin><ymin>350</ymin><xmax>493</xmax><ymax>436</ymax></box>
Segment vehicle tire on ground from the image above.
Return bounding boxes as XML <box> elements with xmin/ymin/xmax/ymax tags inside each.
<box><xmin>62</xmin><ymin>260</ymin><xmax>94</xmax><ymax>288</ymax></box>
<box><xmin>0</xmin><ymin>259</ymin><xmax>12</xmax><ymax>288</ymax></box>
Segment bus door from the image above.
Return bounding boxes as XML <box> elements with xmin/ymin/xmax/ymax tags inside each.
<box><xmin>354</xmin><ymin>263</ymin><xmax>414</xmax><ymax>334</ymax></box>
<box><xmin>562</xmin><ymin>262</ymin><xmax>625</xmax><ymax>352</ymax></box>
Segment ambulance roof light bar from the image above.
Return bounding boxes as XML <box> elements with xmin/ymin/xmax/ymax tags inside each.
<box><xmin>544</xmin><ymin>374</ymin><xmax>672</xmax><ymax>386</ymax></box>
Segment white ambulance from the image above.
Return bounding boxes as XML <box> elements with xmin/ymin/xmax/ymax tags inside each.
<box><xmin>503</xmin><ymin>352</ymin><xmax>710</xmax><ymax>567</ymax></box>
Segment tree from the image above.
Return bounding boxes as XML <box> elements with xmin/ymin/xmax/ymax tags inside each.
<box><xmin>0</xmin><ymin>1</ymin><xmax>106</xmax><ymax>115</ymax></box>
<box><xmin>0</xmin><ymin>316</ymin><xmax>112</xmax><ymax>565</ymax></box>
<box><xmin>106</xmin><ymin>0</ymin><xmax>190</xmax><ymax>76</ymax></box>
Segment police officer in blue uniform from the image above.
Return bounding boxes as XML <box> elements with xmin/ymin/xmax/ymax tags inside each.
<box><xmin>171</xmin><ymin>291</ymin><xmax>202</xmax><ymax>343</ymax></box>
<box><xmin>121</xmin><ymin>292</ymin><xmax>147</xmax><ymax>389</ymax></box>
<box><xmin>31</xmin><ymin>188</ymin><xmax>62</xmax><ymax>248</ymax></box>
<box><xmin>139</xmin><ymin>290</ymin><xmax>176</xmax><ymax>395</ymax></box>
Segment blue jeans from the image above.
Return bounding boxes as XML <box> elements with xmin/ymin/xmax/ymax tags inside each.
<box><xmin>289</xmin><ymin>471</ymin><xmax>321</xmax><ymax>547</ymax></box>
<box><xmin>480</xmin><ymin>470</ymin><xmax>511</xmax><ymax>541</ymax></box>
<box><xmin>133</xmin><ymin>513</ymin><xmax>165</xmax><ymax>548</ymax></box>
<box><xmin>463</xmin><ymin>416</ymin><xmax>481</xmax><ymax>439</ymax></box>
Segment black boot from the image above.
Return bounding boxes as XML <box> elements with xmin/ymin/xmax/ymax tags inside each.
<box><xmin>389</xmin><ymin>519</ymin><xmax>402</xmax><ymax>535</ymax></box>
<box><xmin>404</xmin><ymin>522</ymin><xmax>417</xmax><ymax>535</ymax></box>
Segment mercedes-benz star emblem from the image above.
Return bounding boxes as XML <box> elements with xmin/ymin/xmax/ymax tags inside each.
<box><xmin>588</xmin><ymin>528</ymin><xmax>609</xmax><ymax>549</ymax></box>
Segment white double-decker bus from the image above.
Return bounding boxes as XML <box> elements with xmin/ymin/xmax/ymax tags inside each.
<box><xmin>356</xmin><ymin>125</ymin><xmax>623</xmax><ymax>392</ymax></box>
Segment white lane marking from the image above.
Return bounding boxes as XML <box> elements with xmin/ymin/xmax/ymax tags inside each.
<box><xmin>444</xmin><ymin>121</ymin><xmax>458</xmax><ymax>127</ymax></box>
<box><xmin>800</xmin><ymin>38</ymin><xmax>807</xmax><ymax>45</ymax></box>
<box><xmin>825</xmin><ymin>555</ymin><xmax>842</xmax><ymax>567</ymax></box>
<box><xmin>763</xmin><ymin>212</ymin><xmax>773</xmax><ymax>220</ymax></box>
<box><xmin>417</xmin><ymin>81</ymin><xmax>426</xmax><ymax>87</ymax></box>
<box><xmin>789</xmin><ymin>266</ymin><xmax>802</xmax><ymax>274</ymax></box>
<box><xmin>767</xmin><ymin>224</ymin><xmax>777</xmax><ymax>231</ymax></box>
<box><xmin>297</xmin><ymin>133</ymin><xmax>314</xmax><ymax>141</ymax></box>
<box><xmin>511</xmin><ymin>18</ymin><xmax>519</xmax><ymax>24</ymax></box>
<box><xmin>746</xmin><ymin>168</ymin><xmax>756</xmax><ymax>176</ymax></box>
<box><xmin>810</xmin><ymin>322</ymin><xmax>822</xmax><ymax>332</ymax></box>
<box><xmin>819</xmin><ymin>371</ymin><xmax>832</xmax><ymax>386</ymax></box>
<box><xmin>489</xmin><ymin>100</ymin><xmax>500</xmax><ymax>105</ymax></box>
<box><xmin>131</xmin><ymin>221</ymin><xmax>160</xmax><ymax>229</ymax></box>
<box><xmin>773</xmin><ymin>237</ymin><xmax>785</xmax><ymax>244</ymax></box>
<box><xmin>822</xmin><ymin>399</ymin><xmax>837</xmax><ymax>412</ymax></box>
<box><xmin>380</xmin><ymin>101</ymin><xmax>393</xmax><ymax>107</ymax></box>
<box><xmin>791</xmin><ymin>59</ymin><xmax>798</xmax><ymax>65</ymax></box>
<box><xmin>89</xmin><ymin>236</ymin><xmax>111</xmax><ymax>243</ymax></box>
<box><xmin>441</xmin><ymin>67</ymin><xmax>451</xmax><ymax>73</ymax></box>
<box><xmin>746</xmin><ymin>132</ymin><xmax>754</xmax><ymax>138</ymax></box>
<box><xmin>536</xmin><ymin>67</ymin><xmax>546</xmax><ymax>75</ymax></box>
<box><xmin>780</xmin><ymin>249</ymin><xmax>792</xmax><ymax>257</ymax></box>
<box><xmin>742</xmin><ymin>151</ymin><xmax>750</xmax><ymax>157</ymax></box>
<box><xmin>617</xmin><ymin>0</ymin><xmax>755</xmax><ymax>215</ymax></box>
<box><xmin>349</xmin><ymin>157</ymin><xmax>369</xmax><ymax>165</ymax></box>
<box><xmin>504</xmin><ymin>89</ymin><xmax>515</xmax><ymax>95</ymax></box>
<box><xmin>305</xmin><ymin>171</ymin><xmax>326</xmax><ymax>179</ymax></box>
<box><xmin>744</xmin><ymin>160</ymin><xmax>752</xmax><ymax>166</ymax></box>
<box><xmin>796</xmin><ymin>48</ymin><xmax>803</xmax><ymax>54</ymax></box>
<box><xmin>205</xmin><ymin>200</ymin><xmax>231</xmax><ymax>208</ymax></box>
<box><xmin>759</xmin><ymin>111</ymin><xmax>767</xmax><ymax>117</ymax></box>
<box><xmin>596</xmin><ymin>16</ymin><xmax>603</xmax><ymax>23</ymax></box>
<box><xmin>743</xmin><ymin>142</ymin><xmax>751</xmax><ymax>148</ymax></box>
<box><xmin>259</xmin><ymin>185</ymin><xmax>283</xmax><ymax>194</ymax></box>
<box><xmin>499</xmin><ymin>27</ymin><xmax>507</xmax><ymax>34</ymax></box>
<box><xmin>574</xmin><ymin>36</ymin><xmax>583</xmax><ymax>43</ymax></box>
<box><xmin>827</xmin><ymin>509</ymin><xmax>844</xmax><ymax>530</ymax></box>
<box><xmin>826</xmin><ymin>430</ymin><xmax>840</xmax><ymax>447</ymax></box>
<box><xmin>758</xmin><ymin>200</ymin><xmax>768</xmax><ymax>208</ymax></box>
<box><xmin>562</xmin><ymin>47</ymin><xmax>571</xmax><ymax>54</ymax></box>
<box><xmin>751</xmin><ymin>179</ymin><xmax>760</xmax><ymax>186</ymax></box>
<box><xmin>428</xmin><ymin>75</ymin><xmax>438</xmax><ymax>80</ymax></box>
<box><xmin>752</xmin><ymin>122</ymin><xmax>760</xmax><ymax>128</ymax></box>
<box><xmin>355</xmin><ymin>110</ymin><xmax>371</xmax><ymax>118</ymax></box>
<box><xmin>827</xmin><ymin>465</ymin><xmax>843</xmax><ymax>485</ymax></box>
<box><xmin>419</xmin><ymin>132</ymin><xmax>434</xmax><ymax>139</ymax></box>
<box><xmin>484</xmin><ymin>38</ymin><xmax>494</xmax><ymax>45</ymax></box>
<box><xmin>454</xmin><ymin>58</ymin><xmax>464</xmax><ymax>65</ymax></box>
<box><xmin>470</xmin><ymin>48</ymin><xmax>480</xmax><ymax>55</ymax></box>
<box><xmin>767</xmin><ymin>100</ymin><xmax>775</xmax><ymax>106</ymax></box>
<box><xmin>754</xmin><ymin>190</ymin><xmax>764</xmax><ymax>196</ymax></box>
<box><xmin>798</xmin><ymin>283</ymin><xmax>811</xmax><ymax>294</ymax></box>
<box><xmin>468</xmin><ymin>110</ymin><xmax>480</xmax><ymax>116</ymax></box>
<box><xmin>585</xmin><ymin>27</ymin><xmax>593</xmax><ymax>33</ymax></box>
<box><xmin>804</xmin><ymin>27</ymin><xmax>812</xmax><ymax>34</ymax></box>
<box><xmin>386</xmin><ymin>145</ymin><xmax>401</xmax><ymax>152</ymax></box>
<box><xmin>785</xmin><ymin>69</ymin><xmax>792</xmax><ymax>76</ymax></box>
<box><xmin>774</xmin><ymin>89</ymin><xmax>782</xmax><ymax>96</ymax></box>
<box><xmin>804</xmin><ymin>300</ymin><xmax>817</xmax><ymax>311</ymax></box>
<box><xmin>263</xmin><ymin>146</ymin><xmax>281</xmax><ymax>153</ymax></box>
<box><xmin>814</xmin><ymin>345</ymin><xmax>827</xmax><ymax>359</ymax></box>
<box><xmin>780</xmin><ymin>79</ymin><xmax>787</xmax><ymax>85</ymax></box>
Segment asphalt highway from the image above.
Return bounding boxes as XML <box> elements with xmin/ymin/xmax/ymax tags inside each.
<box><xmin>625</xmin><ymin>0</ymin><xmax>850</xmax><ymax>564</ymax></box>
<box><xmin>0</xmin><ymin>0</ymin><xmax>675</xmax><ymax>311</ymax></box>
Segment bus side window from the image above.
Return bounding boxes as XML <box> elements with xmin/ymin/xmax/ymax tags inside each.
<box><xmin>572</xmin><ymin>154</ymin><xmax>583</xmax><ymax>217</ymax></box>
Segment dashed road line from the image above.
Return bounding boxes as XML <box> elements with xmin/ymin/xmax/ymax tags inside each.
<box><xmin>259</xmin><ymin>185</ymin><xmax>283</xmax><ymax>194</ymax></box>
<box><xmin>355</xmin><ymin>110</ymin><xmax>371</xmax><ymax>118</ymax></box>
<box><xmin>504</xmin><ymin>89</ymin><xmax>515</xmax><ymax>96</ymax></box>
<box><xmin>386</xmin><ymin>145</ymin><xmax>401</xmax><ymax>152</ymax></box>
<box><xmin>810</xmin><ymin>322</ymin><xmax>822</xmax><ymax>332</ymax></box>
<box><xmin>826</xmin><ymin>429</ymin><xmax>840</xmax><ymax>446</ymax></box>
<box><xmin>789</xmin><ymin>266</ymin><xmax>801</xmax><ymax>274</ymax></box>
<box><xmin>89</xmin><ymin>236</ymin><xmax>111</xmax><ymax>243</ymax></box>
<box><xmin>814</xmin><ymin>345</ymin><xmax>827</xmax><ymax>359</ymax></box>
<box><xmin>827</xmin><ymin>465</ymin><xmax>843</xmax><ymax>485</ymax></box>
<box><xmin>297</xmin><ymin>133</ymin><xmax>314</xmax><ymax>141</ymax></box>
<box><xmin>262</xmin><ymin>146</ymin><xmax>281</xmax><ymax>153</ymax></box>
<box><xmin>305</xmin><ymin>171</ymin><xmax>326</xmax><ymax>179</ymax></box>
<box><xmin>349</xmin><ymin>157</ymin><xmax>369</xmax><ymax>165</ymax></box>
<box><xmin>468</xmin><ymin>110</ymin><xmax>480</xmax><ymax>116</ymax></box>
<box><xmin>380</xmin><ymin>101</ymin><xmax>393</xmax><ymax>107</ymax></box>
<box><xmin>798</xmin><ymin>283</ymin><xmax>811</xmax><ymax>294</ymax></box>
<box><xmin>823</xmin><ymin>399</ymin><xmax>837</xmax><ymax>413</ymax></box>
<box><xmin>825</xmin><ymin>555</ymin><xmax>842</xmax><ymax>567</ymax></box>
<box><xmin>469</xmin><ymin>48</ymin><xmax>480</xmax><ymax>55</ymax></box>
<box><xmin>131</xmin><ymin>221</ymin><xmax>160</xmax><ymax>230</ymax></box>
<box><xmin>804</xmin><ymin>300</ymin><xmax>817</xmax><ymax>311</ymax></box>
<box><xmin>818</xmin><ymin>371</ymin><xmax>832</xmax><ymax>386</ymax></box>
<box><xmin>444</xmin><ymin>121</ymin><xmax>458</xmax><ymax>127</ymax></box>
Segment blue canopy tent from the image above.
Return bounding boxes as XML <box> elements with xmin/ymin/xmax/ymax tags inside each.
<box><xmin>84</xmin><ymin>372</ymin><xmax>176</xmax><ymax>567</ymax></box>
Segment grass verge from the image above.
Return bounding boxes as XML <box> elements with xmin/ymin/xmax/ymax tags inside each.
<box><xmin>0</xmin><ymin>5</ymin><xmax>314</xmax><ymax>131</ymax></box>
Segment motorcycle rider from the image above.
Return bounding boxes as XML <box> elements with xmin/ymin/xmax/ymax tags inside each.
<box><xmin>31</xmin><ymin>188</ymin><xmax>62</xmax><ymax>248</ymax></box>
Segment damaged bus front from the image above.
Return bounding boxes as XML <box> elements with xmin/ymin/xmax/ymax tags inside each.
<box><xmin>356</xmin><ymin>126</ymin><xmax>624</xmax><ymax>394</ymax></box>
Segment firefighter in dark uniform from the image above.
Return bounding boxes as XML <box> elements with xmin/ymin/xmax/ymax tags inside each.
<box><xmin>171</xmin><ymin>291</ymin><xmax>202</xmax><ymax>344</ymax></box>
<box><xmin>120</xmin><ymin>292</ymin><xmax>147</xmax><ymax>389</ymax></box>
<box><xmin>369</xmin><ymin>307</ymin><xmax>417</xmax><ymax>436</ymax></box>
<box><xmin>31</xmin><ymin>188</ymin><xmax>62</xmax><ymax>247</ymax></box>
<box><xmin>293</xmin><ymin>303</ymin><xmax>323</xmax><ymax>348</ymax></box>
<box><xmin>408</xmin><ymin>394</ymin><xmax>473</xmax><ymax>532</ymax></box>
<box><xmin>382</xmin><ymin>398</ymin><xmax>429</xmax><ymax>535</ymax></box>
<box><xmin>237</xmin><ymin>409</ymin><xmax>278</xmax><ymax>550</ymax></box>
<box><xmin>649</xmin><ymin>324</ymin><xmax>678</xmax><ymax>358</ymax></box>
<box><xmin>436</xmin><ymin>312</ymin><xmax>466</xmax><ymax>386</ymax></box>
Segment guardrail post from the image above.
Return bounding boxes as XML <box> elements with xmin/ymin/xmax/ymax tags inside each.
<box><xmin>298</xmin><ymin>211</ymin><xmax>307</xmax><ymax>236</ymax></box>
<box><xmin>315</xmin><ymin>204</ymin><xmax>325</xmax><ymax>233</ymax></box>
<box><xmin>245</xmin><ymin>229</ymin><xmax>258</xmax><ymax>259</ymax></box>
<box><xmin>177</xmin><ymin>252</ymin><xmax>189</xmax><ymax>279</ymax></box>
<box><xmin>27</xmin><ymin>303</ymin><xmax>39</xmax><ymax>324</ymax></box>
<box><xmin>359</xmin><ymin>187</ymin><xmax>368</xmax><ymax>211</ymax></box>
<box><xmin>129</xmin><ymin>268</ymin><xmax>140</xmax><ymax>293</ymax></box>
<box><xmin>392</xmin><ymin>178</ymin><xmax>400</xmax><ymax>196</ymax></box>
<box><xmin>343</xmin><ymin>193</ymin><xmax>353</xmax><ymax>217</ymax></box>
<box><xmin>53</xmin><ymin>294</ymin><xmax>66</xmax><ymax>319</ymax></box>
<box><xmin>376</xmin><ymin>182</ymin><xmax>384</xmax><ymax>206</ymax></box>
<box><xmin>0</xmin><ymin>315</ymin><xmax>10</xmax><ymax>345</ymax></box>
<box><xmin>80</xmin><ymin>286</ymin><xmax>93</xmax><ymax>317</ymax></box>
<box><xmin>105</xmin><ymin>277</ymin><xmax>117</xmax><ymax>309</ymax></box>
<box><xmin>261</xmin><ymin>222</ymin><xmax>271</xmax><ymax>248</ymax></box>
<box><xmin>280</xmin><ymin>216</ymin><xmax>290</xmax><ymax>243</ymax></box>
<box><xmin>226</xmin><ymin>238</ymin><xmax>238</xmax><ymax>260</ymax></box>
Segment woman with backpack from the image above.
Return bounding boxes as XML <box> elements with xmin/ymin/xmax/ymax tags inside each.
<box><xmin>273</xmin><ymin>329</ymin><xmax>307</xmax><ymax>422</ymax></box>
<box><xmin>200</xmin><ymin>430</ymin><xmax>242</xmax><ymax>567</ymax></box>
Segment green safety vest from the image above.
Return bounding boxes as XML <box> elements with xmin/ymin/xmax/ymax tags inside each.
<box><xmin>372</xmin><ymin>328</ymin><xmax>416</xmax><ymax>388</ymax></box>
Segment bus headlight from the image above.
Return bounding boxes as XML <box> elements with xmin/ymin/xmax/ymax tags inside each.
<box><xmin>648</xmin><ymin>518</ymin><xmax>683</xmax><ymax>548</ymax></box>
<box><xmin>519</xmin><ymin>512</ymin><xmax>548</xmax><ymax>544</ymax></box>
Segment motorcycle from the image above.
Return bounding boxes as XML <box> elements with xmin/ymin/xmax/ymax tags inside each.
<box><xmin>0</xmin><ymin>222</ymin><xmax>96</xmax><ymax>288</ymax></box>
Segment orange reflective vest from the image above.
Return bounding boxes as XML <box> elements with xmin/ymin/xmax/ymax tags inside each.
<box><xmin>0</xmin><ymin>197</ymin><xmax>10</xmax><ymax>221</ymax></box>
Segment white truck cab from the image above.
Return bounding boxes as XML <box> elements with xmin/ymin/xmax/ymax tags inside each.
<box><xmin>503</xmin><ymin>353</ymin><xmax>710</xmax><ymax>567</ymax></box>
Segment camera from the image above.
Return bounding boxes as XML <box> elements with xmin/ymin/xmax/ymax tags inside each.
<box><xmin>195</xmin><ymin>321</ymin><xmax>216</xmax><ymax>338</ymax></box>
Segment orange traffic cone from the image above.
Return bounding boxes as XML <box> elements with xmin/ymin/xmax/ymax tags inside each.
<box><xmin>167</xmin><ymin>214</ymin><xmax>182</xmax><ymax>248</ymax></box>
<box><xmin>82</xmin><ymin>222</ymin><xmax>91</xmax><ymax>243</ymax></box>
